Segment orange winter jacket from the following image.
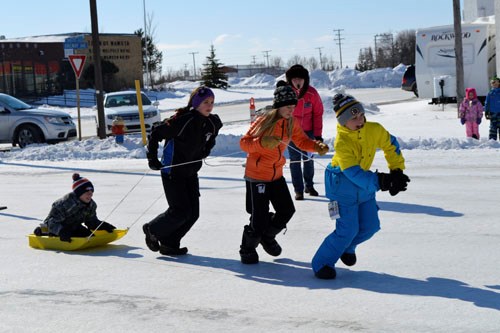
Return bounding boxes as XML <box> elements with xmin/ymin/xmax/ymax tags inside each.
<box><xmin>240</xmin><ymin>116</ymin><xmax>317</xmax><ymax>182</ymax></box>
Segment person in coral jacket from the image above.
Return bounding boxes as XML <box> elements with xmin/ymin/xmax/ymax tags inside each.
<box><xmin>238</xmin><ymin>81</ymin><xmax>329</xmax><ymax>264</ymax></box>
<box><xmin>285</xmin><ymin>64</ymin><xmax>324</xmax><ymax>200</ymax></box>
<box><xmin>458</xmin><ymin>87</ymin><xmax>483</xmax><ymax>139</ymax></box>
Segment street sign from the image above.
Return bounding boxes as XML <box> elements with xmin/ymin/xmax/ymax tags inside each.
<box><xmin>68</xmin><ymin>55</ymin><xmax>87</xmax><ymax>79</ymax></box>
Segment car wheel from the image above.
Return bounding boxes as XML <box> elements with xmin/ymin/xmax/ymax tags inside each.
<box><xmin>17</xmin><ymin>124</ymin><xmax>43</xmax><ymax>148</ymax></box>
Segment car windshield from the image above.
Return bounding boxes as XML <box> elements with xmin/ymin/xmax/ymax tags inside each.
<box><xmin>0</xmin><ymin>94</ymin><xmax>32</xmax><ymax>110</ymax></box>
<box><xmin>104</xmin><ymin>93</ymin><xmax>152</xmax><ymax>108</ymax></box>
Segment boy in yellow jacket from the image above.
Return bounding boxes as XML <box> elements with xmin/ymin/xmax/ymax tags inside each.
<box><xmin>312</xmin><ymin>94</ymin><xmax>410</xmax><ymax>279</ymax></box>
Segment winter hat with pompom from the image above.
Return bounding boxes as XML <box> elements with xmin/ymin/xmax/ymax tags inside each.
<box><xmin>333</xmin><ymin>93</ymin><xmax>365</xmax><ymax>126</ymax></box>
<box><xmin>272</xmin><ymin>80</ymin><xmax>298</xmax><ymax>109</ymax></box>
<box><xmin>72</xmin><ymin>173</ymin><xmax>94</xmax><ymax>197</ymax></box>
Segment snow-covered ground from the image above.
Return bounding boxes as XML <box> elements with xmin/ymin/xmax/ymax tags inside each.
<box><xmin>1</xmin><ymin>66</ymin><xmax>499</xmax><ymax>332</ymax></box>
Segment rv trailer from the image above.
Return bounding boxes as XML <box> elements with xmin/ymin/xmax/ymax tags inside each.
<box><xmin>415</xmin><ymin>22</ymin><xmax>496</xmax><ymax>104</ymax></box>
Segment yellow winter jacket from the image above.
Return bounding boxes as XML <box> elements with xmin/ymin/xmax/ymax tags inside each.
<box><xmin>332</xmin><ymin>121</ymin><xmax>405</xmax><ymax>171</ymax></box>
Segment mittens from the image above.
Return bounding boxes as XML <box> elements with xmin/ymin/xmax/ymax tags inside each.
<box><xmin>377</xmin><ymin>172</ymin><xmax>391</xmax><ymax>192</ymax></box>
<box><xmin>485</xmin><ymin>111</ymin><xmax>491</xmax><ymax>120</ymax></box>
<box><xmin>314</xmin><ymin>142</ymin><xmax>329</xmax><ymax>156</ymax></box>
<box><xmin>477</xmin><ymin>118</ymin><xmax>482</xmax><ymax>125</ymax></box>
<box><xmin>148</xmin><ymin>158</ymin><xmax>163</xmax><ymax>170</ymax></box>
<box><xmin>388</xmin><ymin>169</ymin><xmax>410</xmax><ymax>196</ymax></box>
<box><xmin>460</xmin><ymin>118</ymin><xmax>466</xmax><ymax>125</ymax></box>
<box><xmin>261</xmin><ymin>136</ymin><xmax>281</xmax><ymax>149</ymax></box>
<box><xmin>377</xmin><ymin>169</ymin><xmax>410</xmax><ymax>196</ymax></box>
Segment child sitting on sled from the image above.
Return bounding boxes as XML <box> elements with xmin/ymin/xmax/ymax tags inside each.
<box><xmin>33</xmin><ymin>173</ymin><xmax>115</xmax><ymax>242</ymax></box>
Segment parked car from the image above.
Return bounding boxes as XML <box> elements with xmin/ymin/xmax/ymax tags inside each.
<box><xmin>96</xmin><ymin>91</ymin><xmax>162</xmax><ymax>135</ymax></box>
<box><xmin>401</xmin><ymin>64</ymin><xmax>418</xmax><ymax>97</ymax></box>
<box><xmin>0</xmin><ymin>93</ymin><xmax>76</xmax><ymax>148</ymax></box>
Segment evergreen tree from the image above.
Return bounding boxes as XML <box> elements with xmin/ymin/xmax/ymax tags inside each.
<box><xmin>201</xmin><ymin>45</ymin><xmax>228</xmax><ymax>89</ymax></box>
<box><xmin>134</xmin><ymin>28</ymin><xmax>163</xmax><ymax>80</ymax></box>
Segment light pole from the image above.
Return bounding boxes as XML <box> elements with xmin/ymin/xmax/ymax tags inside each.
<box><xmin>143</xmin><ymin>0</ymin><xmax>150</xmax><ymax>90</ymax></box>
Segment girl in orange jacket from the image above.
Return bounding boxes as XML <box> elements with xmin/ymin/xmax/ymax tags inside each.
<box><xmin>238</xmin><ymin>81</ymin><xmax>329</xmax><ymax>264</ymax></box>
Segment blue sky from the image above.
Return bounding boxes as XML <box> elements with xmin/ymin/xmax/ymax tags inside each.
<box><xmin>2</xmin><ymin>0</ymin><xmax>461</xmax><ymax>73</ymax></box>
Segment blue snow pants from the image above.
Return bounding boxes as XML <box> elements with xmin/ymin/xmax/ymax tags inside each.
<box><xmin>311</xmin><ymin>166</ymin><xmax>380</xmax><ymax>273</ymax></box>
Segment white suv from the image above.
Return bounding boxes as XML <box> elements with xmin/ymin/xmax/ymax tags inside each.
<box><xmin>97</xmin><ymin>91</ymin><xmax>162</xmax><ymax>135</ymax></box>
<box><xmin>0</xmin><ymin>93</ymin><xmax>76</xmax><ymax>148</ymax></box>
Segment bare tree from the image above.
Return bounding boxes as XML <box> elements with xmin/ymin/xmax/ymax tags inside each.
<box><xmin>286</xmin><ymin>55</ymin><xmax>307</xmax><ymax>68</ymax></box>
<box><xmin>307</xmin><ymin>57</ymin><xmax>319</xmax><ymax>70</ymax></box>
<box><xmin>270</xmin><ymin>56</ymin><xmax>284</xmax><ymax>68</ymax></box>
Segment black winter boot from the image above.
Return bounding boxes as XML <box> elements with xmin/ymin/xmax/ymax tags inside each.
<box><xmin>239</xmin><ymin>225</ymin><xmax>261</xmax><ymax>264</ymax></box>
<box><xmin>260</xmin><ymin>223</ymin><xmax>283</xmax><ymax>257</ymax></box>
<box><xmin>159</xmin><ymin>245</ymin><xmax>188</xmax><ymax>256</ymax></box>
<box><xmin>315</xmin><ymin>265</ymin><xmax>337</xmax><ymax>279</ymax></box>
<box><xmin>143</xmin><ymin>223</ymin><xmax>160</xmax><ymax>252</ymax></box>
<box><xmin>305</xmin><ymin>186</ymin><xmax>319</xmax><ymax>196</ymax></box>
<box><xmin>340</xmin><ymin>252</ymin><xmax>357</xmax><ymax>266</ymax></box>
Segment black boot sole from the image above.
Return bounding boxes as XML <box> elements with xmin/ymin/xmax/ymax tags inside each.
<box><xmin>143</xmin><ymin>224</ymin><xmax>160</xmax><ymax>252</ymax></box>
<box><xmin>159</xmin><ymin>245</ymin><xmax>188</xmax><ymax>256</ymax></box>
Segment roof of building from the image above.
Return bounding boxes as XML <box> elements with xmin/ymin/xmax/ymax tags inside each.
<box><xmin>0</xmin><ymin>32</ymin><xmax>137</xmax><ymax>43</ymax></box>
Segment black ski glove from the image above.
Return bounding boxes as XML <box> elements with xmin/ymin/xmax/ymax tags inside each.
<box><xmin>59</xmin><ymin>228</ymin><xmax>72</xmax><ymax>243</ymax></box>
<box><xmin>388</xmin><ymin>169</ymin><xmax>410</xmax><ymax>196</ymax></box>
<box><xmin>148</xmin><ymin>158</ymin><xmax>163</xmax><ymax>170</ymax></box>
<box><xmin>314</xmin><ymin>136</ymin><xmax>324</xmax><ymax>142</ymax></box>
<box><xmin>98</xmin><ymin>221</ymin><xmax>116</xmax><ymax>233</ymax></box>
<box><xmin>377</xmin><ymin>172</ymin><xmax>391</xmax><ymax>192</ymax></box>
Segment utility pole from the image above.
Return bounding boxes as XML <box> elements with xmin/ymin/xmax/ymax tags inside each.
<box><xmin>333</xmin><ymin>29</ymin><xmax>344</xmax><ymax>68</ymax></box>
<box><xmin>89</xmin><ymin>0</ymin><xmax>106</xmax><ymax>139</ymax></box>
<box><xmin>316</xmin><ymin>47</ymin><xmax>323</xmax><ymax>69</ymax></box>
<box><xmin>143</xmin><ymin>0</ymin><xmax>150</xmax><ymax>90</ymax></box>
<box><xmin>453</xmin><ymin>0</ymin><xmax>464</xmax><ymax>113</ymax></box>
<box><xmin>263</xmin><ymin>50</ymin><xmax>271</xmax><ymax>68</ymax></box>
<box><xmin>189</xmin><ymin>52</ymin><xmax>198</xmax><ymax>81</ymax></box>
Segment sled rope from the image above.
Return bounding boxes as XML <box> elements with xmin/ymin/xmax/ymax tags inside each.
<box><xmin>127</xmin><ymin>192</ymin><xmax>164</xmax><ymax>229</ymax></box>
<box><xmin>282</xmin><ymin>140</ymin><xmax>330</xmax><ymax>168</ymax></box>
<box><xmin>98</xmin><ymin>151</ymin><xmax>243</xmax><ymax>230</ymax></box>
<box><xmin>86</xmin><ymin>168</ymin><xmax>153</xmax><ymax>240</ymax></box>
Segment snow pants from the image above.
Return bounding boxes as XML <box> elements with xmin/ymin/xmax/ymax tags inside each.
<box><xmin>148</xmin><ymin>173</ymin><xmax>200</xmax><ymax>248</ymax></box>
<box><xmin>465</xmin><ymin>121</ymin><xmax>480</xmax><ymax>139</ymax></box>
<box><xmin>488</xmin><ymin>113</ymin><xmax>500</xmax><ymax>140</ymax></box>
<box><xmin>245</xmin><ymin>177</ymin><xmax>295</xmax><ymax>236</ymax></box>
<box><xmin>312</xmin><ymin>166</ymin><xmax>380</xmax><ymax>273</ymax></box>
<box><xmin>288</xmin><ymin>130</ymin><xmax>315</xmax><ymax>193</ymax></box>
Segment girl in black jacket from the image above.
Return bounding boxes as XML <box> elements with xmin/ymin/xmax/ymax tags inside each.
<box><xmin>143</xmin><ymin>86</ymin><xmax>223</xmax><ymax>255</ymax></box>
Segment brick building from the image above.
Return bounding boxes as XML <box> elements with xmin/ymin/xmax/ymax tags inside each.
<box><xmin>0</xmin><ymin>32</ymin><xmax>142</xmax><ymax>98</ymax></box>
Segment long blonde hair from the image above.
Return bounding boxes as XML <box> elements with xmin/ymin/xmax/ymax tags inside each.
<box><xmin>251</xmin><ymin>108</ymin><xmax>294</xmax><ymax>138</ymax></box>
